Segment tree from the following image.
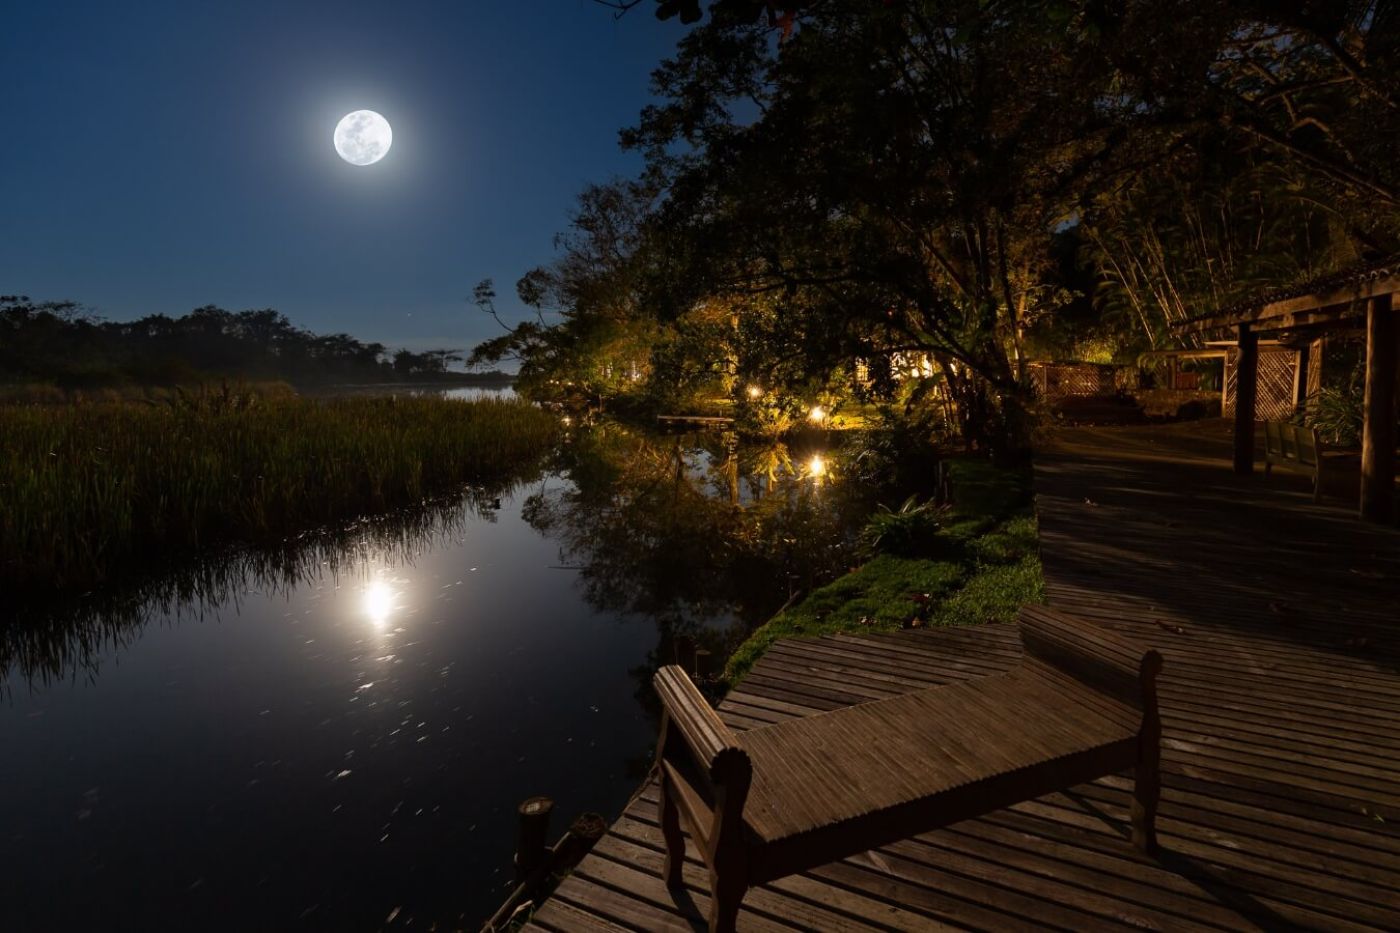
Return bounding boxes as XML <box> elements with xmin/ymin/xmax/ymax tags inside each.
<box><xmin>470</xmin><ymin>180</ymin><xmax>666</xmax><ymax>406</ymax></box>
<box><xmin>622</xmin><ymin>1</ymin><xmax>1160</xmax><ymax>446</ymax></box>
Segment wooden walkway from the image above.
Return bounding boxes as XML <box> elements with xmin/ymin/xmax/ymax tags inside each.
<box><xmin>525</xmin><ymin>421</ymin><xmax>1400</xmax><ymax>931</ymax></box>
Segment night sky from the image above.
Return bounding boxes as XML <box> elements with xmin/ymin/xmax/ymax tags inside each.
<box><xmin>0</xmin><ymin>1</ymin><xmax>680</xmax><ymax>357</ymax></box>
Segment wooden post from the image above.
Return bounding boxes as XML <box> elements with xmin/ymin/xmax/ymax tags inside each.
<box><xmin>514</xmin><ymin>796</ymin><xmax>554</xmax><ymax>882</ymax></box>
<box><xmin>1361</xmin><ymin>294</ymin><xmax>1397</xmax><ymax>523</ymax></box>
<box><xmin>1131</xmin><ymin>652</ymin><xmax>1164</xmax><ymax>854</ymax></box>
<box><xmin>1233</xmin><ymin>324</ymin><xmax>1259</xmax><ymax>475</ymax></box>
<box><xmin>1292</xmin><ymin>343</ymin><xmax>1311</xmax><ymax>413</ymax></box>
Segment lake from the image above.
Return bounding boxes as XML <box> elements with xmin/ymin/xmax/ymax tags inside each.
<box><xmin>0</xmin><ymin>417</ymin><xmax>870</xmax><ymax>930</ymax></box>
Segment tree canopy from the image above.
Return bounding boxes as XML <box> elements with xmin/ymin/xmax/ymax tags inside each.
<box><xmin>476</xmin><ymin>0</ymin><xmax>1399</xmax><ymax>447</ymax></box>
<box><xmin>1</xmin><ymin>297</ymin><xmax>498</xmax><ymax>388</ymax></box>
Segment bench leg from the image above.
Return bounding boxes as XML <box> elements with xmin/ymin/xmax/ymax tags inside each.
<box><xmin>1132</xmin><ymin>757</ymin><xmax>1161</xmax><ymax>853</ymax></box>
<box><xmin>658</xmin><ymin>772</ymin><xmax>685</xmax><ymax>887</ymax></box>
<box><xmin>708</xmin><ymin>866</ymin><xmax>747</xmax><ymax>933</ymax></box>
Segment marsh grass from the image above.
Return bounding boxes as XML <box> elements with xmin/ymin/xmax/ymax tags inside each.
<box><xmin>0</xmin><ymin>380</ymin><xmax>297</xmax><ymax>406</ymax></box>
<box><xmin>1</xmin><ymin>395</ymin><xmax>558</xmax><ymax>601</ymax></box>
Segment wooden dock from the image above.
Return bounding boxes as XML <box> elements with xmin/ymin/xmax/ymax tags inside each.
<box><xmin>656</xmin><ymin>414</ymin><xmax>736</xmax><ymax>427</ymax></box>
<box><xmin>525</xmin><ymin>421</ymin><xmax>1400</xmax><ymax>931</ymax></box>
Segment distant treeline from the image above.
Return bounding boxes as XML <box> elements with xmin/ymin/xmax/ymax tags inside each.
<box><xmin>0</xmin><ymin>296</ymin><xmax>512</xmax><ymax>388</ymax></box>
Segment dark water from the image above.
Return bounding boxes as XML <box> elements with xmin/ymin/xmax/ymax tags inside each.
<box><xmin>0</xmin><ymin>420</ymin><xmax>872</xmax><ymax>931</ymax></box>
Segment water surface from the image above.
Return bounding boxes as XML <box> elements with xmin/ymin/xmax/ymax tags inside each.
<box><xmin>0</xmin><ymin>421</ymin><xmax>867</xmax><ymax>930</ymax></box>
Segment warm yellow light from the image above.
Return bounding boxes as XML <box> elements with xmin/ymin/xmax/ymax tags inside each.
<box><xmin>808</xmin><ymin>405</ymin><xmax>827</xmax><ymax>423</ymax></box>
<box><xmin>808</xmin><ymin>454</ymin><xmax>826</xmax><ymax>478</ymax></box>
<box><xmin>561</xmin><ymin>415</ymin><xmax>572</xmax><ymax>426</ymax></box>
<box><xmin>363</xmin><ymin>580</ymin><xmax>396</xmax><ymax>626</ymax></box>
<box><xmin>746</xmin><ymin>385</ymin><xmax>763</xmax><ymax>399</ymax></box>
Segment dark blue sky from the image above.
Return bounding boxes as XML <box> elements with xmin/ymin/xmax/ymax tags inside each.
<box><xmin>0</xmin><ymin>1</ymin><xmax>681</xmax><ymax>357</ymax></box>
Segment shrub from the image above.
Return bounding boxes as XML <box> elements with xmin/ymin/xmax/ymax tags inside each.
<box><xmin>858</xmin><ymin>495</ymin><xmax>942</xmax><ymax>557</ymax></box>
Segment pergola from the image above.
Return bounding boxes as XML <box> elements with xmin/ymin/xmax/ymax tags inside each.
<box><xmin>1174</xmin><ymin>259</ymin><xmax>1398</xmax><ymax>523</ymax></box>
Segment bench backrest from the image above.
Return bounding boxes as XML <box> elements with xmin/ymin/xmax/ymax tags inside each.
<box><xmin>1264</xmin><ymin>420</ymin><xmax>1320</xmax><ymax>468</ymax></box>
<box><xmin>1294</xmin><ymin>424</ymin><xmax>1320</xmax><ymax>467</ymax></box>
<box><xmin>1019</xmin><ymin>605</ymin><xmax>1162</xmax><ymax>711</ymax></box>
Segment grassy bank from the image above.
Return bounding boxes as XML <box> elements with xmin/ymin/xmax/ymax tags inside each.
<box><xmin>723</xmin><ymin>460</ymin><xmax>1044</xmax><ymax>684</ymax></box>
<box><xmin>1</xmin><ymin>395</ymin><xmax>558</xmax><ymax>599</ymax></box>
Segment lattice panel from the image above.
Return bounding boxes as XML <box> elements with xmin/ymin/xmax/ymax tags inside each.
<box><xmin>1224</xmin><ymin>346</ymin><xmax>1299</xmax><ymax>420</ymax></box>
<box><xmin>1030</xmin><ymin>363</ymin><xmax>1121</xmax><ymax>401</ymax></box>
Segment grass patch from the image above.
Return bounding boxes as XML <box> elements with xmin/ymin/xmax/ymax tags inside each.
<box><xmin>723</xmin><ymin>459</ymin><xmax>1044</xmax><ymax>685</ymax></box>
<box><xmin>0</xmin><ymin>394</ymin><xmax>558</xmax><ymax>600</ymax></box>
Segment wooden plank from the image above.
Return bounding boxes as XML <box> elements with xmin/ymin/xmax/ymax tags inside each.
<box><xmin>521</xmin><ymin>421</ymin><xmax>1400</xmax><ymax>933</ymax></box>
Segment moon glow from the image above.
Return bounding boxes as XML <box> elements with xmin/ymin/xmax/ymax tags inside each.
<box><xmin>334</xmin><ymin>110</ymin><xmax>392</xmax><ymax>166</ymax></box>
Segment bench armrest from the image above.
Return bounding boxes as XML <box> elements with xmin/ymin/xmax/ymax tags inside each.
<box><xmin>654</xmin><ymin>665</ymin><xmax>744</xmax><ymax>776</ymax></box>
<box><xmin>1019</xmin><ymin>605</ymin><xmax>1162</xmax><ymax>709</ymax></box>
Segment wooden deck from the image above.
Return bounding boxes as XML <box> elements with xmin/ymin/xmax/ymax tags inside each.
<box><xmin>525</xmin><ymin>421</ymin><xmax>1400</xmax><ymax>931</ymax></box>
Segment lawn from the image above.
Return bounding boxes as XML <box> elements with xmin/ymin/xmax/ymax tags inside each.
<box><xmin>722</xmin><ymin>459</ymin><xmax>1044</xmax><ymax>684</ymax></box>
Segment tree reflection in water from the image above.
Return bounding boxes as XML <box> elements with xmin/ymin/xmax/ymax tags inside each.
<box><xmin>523</xmin><ymin>421</ymin><xmax>879</xmax><ymax>708</ymax></box>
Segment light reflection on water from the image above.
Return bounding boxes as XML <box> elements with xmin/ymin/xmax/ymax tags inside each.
<box><xmin>362</xmin><ymin>577</ymin><xmax>400</xmax><ymax>628</ymax></box>
<box><xmin>0</xmin><ymin>421</ymin><xmax>867</xmax><ymax>930</ymax></box>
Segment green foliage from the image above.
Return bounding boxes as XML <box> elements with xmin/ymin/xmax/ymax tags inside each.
<box><xmin>1301</xmin><ymin>385</ymin><xmax>1366</xmax><ymax>446</ymax></box>
<box><xmin>0</xmin><ymin>397</ymin><xmax>558</xmax><ymax>601</ymax></box>
<box><xmin>858</xmin><ymin>495</ymin><xmax>941</xmax><ymax>557</ymax></box>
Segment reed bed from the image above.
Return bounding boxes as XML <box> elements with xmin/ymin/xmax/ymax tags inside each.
<box><xmin>0</xmin><ymin>395</ymin><xmax>558</xmax><ymax>599</ymax></box>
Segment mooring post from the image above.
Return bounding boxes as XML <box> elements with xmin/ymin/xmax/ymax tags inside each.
<box><xmin>514</xmin><ymin>796</ymin><xmax>554</xmax><ymax>882</ymax></box>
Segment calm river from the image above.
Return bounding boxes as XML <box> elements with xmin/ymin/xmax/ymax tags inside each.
<box><xmin>0</xmin><ymin>411</ymin><xmax>871</xmax><ymax>930</ymax></box>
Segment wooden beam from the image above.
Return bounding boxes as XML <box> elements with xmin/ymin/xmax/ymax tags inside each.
<box><xmin>1258</xmin><ymin>273</ymin><xmax>1399</xmax><ymax>320</ymax></box>
<box><xmin>1360</xmin><ymin>294</ymin><xmax>1397</xmax><ymax>523</ymax></box>
<box><xmin>1234</xmin><ymin>324</ymin><xmax>1259</xmax><ymax>475</ymax></box>
<box><xmin>1175</xmin><ymin>271</ymin><xmax>1400</xmax><ymax>334</ymax></box>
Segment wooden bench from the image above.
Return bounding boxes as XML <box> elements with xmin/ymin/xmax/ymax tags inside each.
<box><xmin>653</xmin><ymin>605</ymin><xmax>1164</xmax><ymax>932</ymax></box>
<box><xmin>1263</xmin><ymin>420</ymin><xmax>1326</xmax><ymax>502</ymax></box>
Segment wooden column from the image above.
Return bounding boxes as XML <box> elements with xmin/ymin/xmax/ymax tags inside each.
<box><xmin>1292</xmin><ymin>343</ymin><xmax>1311</xmax><ymax>413</ymax></box>
<box><xmin>1360</xmin><ymin>294</ymin><xmax>1397</xmax><ymax>523</ymax></box>
<box><xmin>1233</xmin><ymin>323</ymin><xmax>1259</xmax><ymax>475</ymax></box>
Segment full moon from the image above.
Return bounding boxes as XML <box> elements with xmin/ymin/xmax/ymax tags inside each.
<box><xmin>334</xmin><ymin>110</ymin><xmax>392</xmax><ymax>166</ymax></box>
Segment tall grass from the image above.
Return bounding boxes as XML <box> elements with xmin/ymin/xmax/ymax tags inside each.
<box><xmin>1</xmin><ymin>395</ymin><xmax>558</xmax><ymax>599</ymax></box>
<box><xmin>0</xmin><ymin>379</ymin><xmax>297</xmax><ymax>406</ymax></box>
